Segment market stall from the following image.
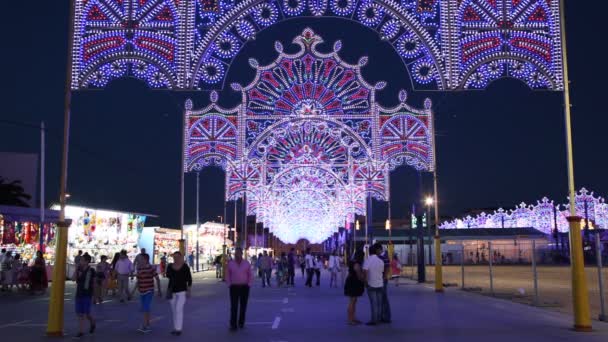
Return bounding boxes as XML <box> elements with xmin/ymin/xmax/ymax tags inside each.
<box><xmin>52</xmin><ymin>205</ymin><xmax>150</xmax><ymax>264</ymax></box>
<box><xmin>184</xmin><ymin>222</ymin><xmax>231</xmax><ymax>270</ymax></box>
<box><xmin>0</xmin><ymin>205</ymin><xmax>59</xmax><ymax>264</ymax></box>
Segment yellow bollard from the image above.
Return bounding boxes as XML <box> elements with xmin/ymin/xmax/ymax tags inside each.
<box><xmin>388</xmin><ymin>243</ymin><xmax>394</xmax><ymax>277</ymax></box>
<box><xmin>46</xmin><ymin>220</ymin><xmax>71</xmax><ymax>337</ymax></box>
<box><xmin>434</xmin><ymin>235</ymin><xmax>443</xmax><ymax>293</ymax></box>
<box><xmin>567</xmin><ymin>217</ymin><xmax>592</xmax><ymax>331</ymax></box>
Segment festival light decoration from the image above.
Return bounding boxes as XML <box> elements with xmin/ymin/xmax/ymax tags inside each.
<box><xmin>71</xmin><ymin>0</ymin><xmax>564</xmax><ymax>91</ymax></box>
<box><xmin>439</xmin><ymin>188</ymin><xmax>608</xmax><ymax>233</ymax></box>
<box><xmin>184</xmin><ymin>29</ymin><xmax>434</xmax><ymax>243</ymax></box>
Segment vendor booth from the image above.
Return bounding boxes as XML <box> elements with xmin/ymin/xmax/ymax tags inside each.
<box><xmin>0</xmin><ymin>205</ymin><xmax>59</xmax><ymax>264</ymax></box>
<box><xmin>51</xmin><ymin>205</ymin><xmax>151</xmax><ymax>264</ymax></box>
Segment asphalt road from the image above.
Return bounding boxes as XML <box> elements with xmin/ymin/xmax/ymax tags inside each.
<box><xmin>1</xmin><ymin>269</ymin><xmax>608</xmax><ymax>341</ymax></box>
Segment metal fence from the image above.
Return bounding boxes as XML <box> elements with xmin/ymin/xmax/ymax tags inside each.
<box><xmin>396</xmin><ymin>239</ymin><xmax>607</xmax><ymax>322</ymax></box>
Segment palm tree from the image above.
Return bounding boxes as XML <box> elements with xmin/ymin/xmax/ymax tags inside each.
<box><xmin>0</xmin><ymin>177</ymin><xmax>31</xmax><ymax>207</ymax></box>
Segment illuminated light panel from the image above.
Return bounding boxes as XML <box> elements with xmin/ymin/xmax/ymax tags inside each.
<box><xmin>185</xmin><ymin>29</ymin><xmax>434</xmax><ymax>244</ymax></box>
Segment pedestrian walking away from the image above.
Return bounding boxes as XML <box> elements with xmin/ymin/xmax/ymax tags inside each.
<box><xmin>136</xmin><ymin>253</ymin><xmax>162</xmax><ymax>333</ymax></box>
<box><xmin>72</xmin><ymin>253</ymin><xmax>96</xmax><ymax>339</ymax></box>
<box><xmin>363</xmin><ymin>244</ymin><xmax>385</xmax><ymax>326</ymax></box>
<box><xmin>226</xmin><ymin>247</ymin><xmax>253</xmax><ymax>331</ymax></box>
<box><xmin>166</xmin><ymin>251</ymin><xmax>193</xmax><ymax>336</ymax></box>
<box><xmin>314</xmin><ymin>255</ymin><xmax>322</xmax><ymax>286</ymax></box>
<box><xmin>188</xmin><ymin>252</ymin><xmax>195</xmax><ymax>270</ymax></box>
<box><xmin>379</xmin><ymin>245</ymin><xmax>392</xmax><ymax>323</ymax></box>
<box><xmin>304</xmin><ymin>248</ymin><xmax>314</xmax><ymax>287</ymax></box>
<box><xmin>329</xmin><ymin>251</ymin><xmax>340</xmax><ymax>288</ymax></box>
<box><xmin>94</xmin><ymin>255</ymin><xmax>110</xmax><ymax>304</ymax></box>
<box><xmin>115</xmin><ymin>250</ymin><xmax>134</xmax><ymax>302</ymax></box>
<box><xmin>287</xmin><ymin>248</ymin><xmax>296</xmax><ymax>286</ymax></box>
<box><xmin>260</xmin><ymin>251</ymin><xmax>272</xmax><ymax>288</ymax></box>
<box><xmin>299</xmin><ymin>254</ymin><xmax>305</xmax><ymax>278</ymax></box>
<box><xmin>134</xmin><ymin>248</ymin><xmax>147</xmax><ymax>271</ymax></box>
<box><xmin>345</xmin><ymin>250</ymin><xmax>365</xmax><ymax>325</ymax></box>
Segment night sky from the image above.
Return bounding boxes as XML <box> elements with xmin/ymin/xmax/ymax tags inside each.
<box><xmin>4</xmin><ymin>1</ymin><xmax>607</xmax><ymax>229</ymax></box>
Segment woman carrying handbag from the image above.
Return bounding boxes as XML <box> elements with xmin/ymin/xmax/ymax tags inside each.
<box><xmin>166</xmin><ymin>251</ymin><xmax>192</xmax><ymax>336</ymax></box>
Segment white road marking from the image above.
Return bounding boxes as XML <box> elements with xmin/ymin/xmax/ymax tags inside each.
<box><xmin>0</xmin><ymin>320</ymin><xmax>30</xmax><ymax>329</ymax></box>
<box><xmin>281</xmin><ymin>308</ymin><xmax>295</xmax><ymax>313</ymax></box>
<box><xmin>101</xmin><ymin>300</ymin><xmax>113</xmax><ymax>304</ymax></box>
<box><xmin>282</xmin><ymin>297</ymin><xmax>288</xmax><ymax>304</ymax></box>
<box><xmin>272</xmin><ymin>316</ymin><xmax>281</xmax><ymax>330</ymax></box>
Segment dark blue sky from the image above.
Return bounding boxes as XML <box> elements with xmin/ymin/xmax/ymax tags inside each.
<box><xmin>4</xmin><ymin>1</ymin><xmax>607</xmax><ymax>228</ymax></box>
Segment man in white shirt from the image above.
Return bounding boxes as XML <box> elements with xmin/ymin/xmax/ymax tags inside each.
<box><xmin>115</xmin><ymin>251</ymin><xmax>134</xmax><ymax>302</ymax></box>
<box><xmin>304</xmin><ymin>248</ymin><xmax>315</xmax><ymax>288</ymax></box>
<box><xmin>363</xmin><ymin>243</ymin><xmax>385</xmax><ymax>325</ymax></box>
<box><xmin>328</xmin><ymin>251</ymin><xmax>340</xmax><ymax>288</ymax></box>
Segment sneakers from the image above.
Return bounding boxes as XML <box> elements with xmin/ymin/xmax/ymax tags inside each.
<box><xmin>170</xmin><ymin>330</ymin><xmax>182</xmax><ymax>336</ymax></box>
<box><xmin>138</xmin><ymin>326</ymin><xmax>151</xmax><ymax>333</ymax></box>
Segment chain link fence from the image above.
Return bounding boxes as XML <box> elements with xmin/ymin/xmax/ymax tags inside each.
<box><xmin>395</xmin><ymin>239</ymin><xmax>607</xmax><ymax>321</ymax></box>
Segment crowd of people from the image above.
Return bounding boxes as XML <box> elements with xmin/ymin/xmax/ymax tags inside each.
<box><xmin>71</xmin><ymin>248</ymin><xmax>192</xmax><ymax>338</ymax></box>
<box><xmin>0</xmin><ymin>248</ymin><xmax>48</xmax><ymax>294</ymax></box>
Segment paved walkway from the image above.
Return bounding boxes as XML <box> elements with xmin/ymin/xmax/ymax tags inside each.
<box><xmin>0</xmin><ymin>270</ymin><xmax>607</xmax><ymax>341</ymax></box>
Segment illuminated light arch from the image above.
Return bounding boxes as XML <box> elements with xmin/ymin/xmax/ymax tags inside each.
<box><xmin>451</xmin><ymin>0</ymin><xmax>563</xmax><ymax>90</ymax></box>
<box><xmin>185</xmin><ymin>28</ymin><xmax>433</xmax><ymax>243</ymax></box>
<box><xmin>72</xmin><ymin>0</ymin><xmax>180</xmax><ymax>89</ymax></box>
<box><xmin>71</xmin><ymin>0</ymin><xmax>565</xmax><ymax>91</ymax></box>
<box><xmin>440</xmin><ymin>188</ymin><xmax>608</xmax><ymax>233</ymax></box>
<box><xmin>190</xmin><ymin>0</ymin><xmax>446</xmax><ymax>90</ymax></box>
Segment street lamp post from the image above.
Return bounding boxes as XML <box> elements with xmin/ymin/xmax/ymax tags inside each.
<box><xmin>426</xmin><ymin>197</ymin><xmax>433</xmax><ymax>264</ymax></box>
<box><xmin>558</xmin><ymin>0</ymin><xmax>591</xmax><ymax>331</ymax></box>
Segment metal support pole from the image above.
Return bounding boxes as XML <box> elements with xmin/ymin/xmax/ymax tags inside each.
<box><xmin>39</xmin><ymin>121</ymin><xmax>45</xmax><ymax>252</ymax></box>
<box><xmin>196</xmin><ymin>173</ymin><xmax>200</xmax><ymax>272</ymax></box>
<box><xmin>559</xmin><ymin>0</ymin><xmax>592</xmax><ymax>331</ymax></box>
<box><xmin>489</xmin><ymin>241</ymin><xmax>494</xmax><ymax>296</ymax></box>
<box><xmin>243</xmin><ymin>192</ymin><xmax>247</xmax><ymax>250</ymax></box>
<box><xmin>596</xmin><ymin>233</ymin><xmax>606</xmax><ymax>321</ymax></box>
<box><xmin>365</xmin><ymin>195</ymin><xmax>370</xmax><ymax>257</ymax></box>
<box><xmin>461</xmin><ymin>243</ymin><xmax>465</xmax><ymax>290</ymax></box>
<box><xmin>532</xmin><ymin>240</ymin><xmax>539</xmax><ymax>306</ymax></box>
<box><xmin>47</xmin><ymin>0</ymin><xmax>75</xmax><ymax>335</ymax></box>
<box><xmin>178</xmin><ymin>104</ymin><xmax>186</xmax><ymax>256</ymax></box>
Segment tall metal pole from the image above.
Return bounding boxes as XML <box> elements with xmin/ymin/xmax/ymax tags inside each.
<box><xmin>179</xmin><ymin>107</ymin><xmax>186</xmax><ymax>255</ymax></box>
<box><xmin>431</xmin><ymin>108</ymin><xmax>443</xmax><ymax>292</ymax></box>
<box><xmin>559</xmin><ymin>0</ymin><xmax>591</xmax><ymax>331</ymax></box>
<box><xmin>39</xmin><ymin>121</ymin><xmax>45</xmax><ymax>252</ymax></box>
<box><xmin>196</xmin><ymin>172</ymin><xmax>200</xmax><ymax>272</ymax></box>
<box><xmin>596</xmin><ymin>232</ymin><xmax>606</xmax><ymax>321</ymax></box>
<box><xmin>234</xmin><ymin>199</ymin><xmax>238</xmax><ymax>249</ymax></box>
<box><xmin>365</xmin><ymin>194</ymin><xmax>370</xmax><ymax>257</ymax></box>
<box><xmin>47</xmin><ymin>0</ymin><xmax>75</xmax><ymax>336</ymax></box>
<box><xmin>243</xmin><ymin>192</ymin><xmax>247</xmax><ymax>250</ymax></box>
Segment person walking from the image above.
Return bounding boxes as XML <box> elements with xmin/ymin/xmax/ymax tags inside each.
<box><xmin>0</xmin><ymin>249</ymin><xmax>6</xmax><ymax>291</ymax></box>
<box><xmin>363</xmin><ymin>243</ymin><xmax>385</xmax><ymax>326</ymax></box>
<box><xmin>304</xmin><ymin>248</ymin><xmax>314</xmax><ymax>287</ymax></box>
<box><xmin>226</xmin><ymin>247</ymin><xmax>252</xmax><ymax>331</ymax></box>
<box><xmin>136</xmin><ymin>254</ymin><xmax>162</xmax><ymax>333</ymax></box>
<box><xmin>74</xmin><ymin>250</ymin><xmax>83</xmax><ymax>266</ymax></box>
<box><xmin>1</xmin><ymin>251</ymin><xmax>12</xmax><ymax>291</ymax></box>
<box><xmin>188</xmin><ymin>251</ymin><xmax>195</xmax><ymax>270</ymax></box>
<box><xmin>160</xmin><ymin>252</ymin><xmax>168</xmax><ymax>276</ymax></box>
<box><xmin>299</xmin><ymin>254</ymin><xmax>305</xmax><ymax>278</ymax></box>
<box><xmin>344</xmin><ymin>250</ymin><xmax>365</xmax><ymax>325</ymax></box>
<box><xmin>166</xmin><ymin>251</ymin><xmax>192</xmax><ymax>336</ymax></box>
<box><xmin>94</xmin><ymin>255</ymin><xmax>110</xmax><ymax>304</ymax></box>
<box><xmin>30</xmin><ymin>251</ymin><xmax>48</xmax><ymax>294</ymax></box>
<box><xmin>329</xmin><ymin>251</ymin><xmax>340</xmax><ymax>288</ymax></box>
<box><xmin>72</xmin><ymin>253</ymin><xmax>96</xmax><ymax>338</ymax></box>
<box><xmin>313</xmin><ymin>255</ymin><xmax>322</xmax><ymax>287</ymax></box>
<box><xmin>260</xmin><ymin>251</ymin><xmax>272</xmax><ymax>288</ymax></box>
<box><xmin>379</xmin><ymin>246</ymin><xmax>392</xmax><ymax>323</ymax></box>
<box><xmin>287</xmin><ymin>248</ymin><xmax>296</xmax><ymax>287</ymax></box>
<box><xmin>9</xmin><ymin>253</ymin><xmax>22</xmax><ymax>291</ymax></box>
<box><xmin>115</xmin><ymin>250</ymin><xmax>134</xmax><ymax>302</ymax></box>
<box><xmin>390</xmin><ymin>253</ymin><xmax>401</xmax><ymax>287</ymax></box>
<box><xmin>214</xmin><ymin>254</ymin><xmax>223</xmax><ymax>279</ymax></box>
<box><xmin>134</xmin><ymin>248</ymin><xmax>146</xmax><ymax>271</ymax></box>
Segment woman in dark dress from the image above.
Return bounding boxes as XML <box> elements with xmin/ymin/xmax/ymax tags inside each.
<box><xmin>29</xmin><ymin>251</ymin><xmax>48</xmax><ymax>294</ymax></box>
<box><xmin>344</xmin><ymin>250</ymin><xmax>365</xmax><ymax>325</ymax></box>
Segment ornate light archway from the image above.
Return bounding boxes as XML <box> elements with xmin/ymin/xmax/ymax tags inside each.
<box><xmin>70</xmin><ymin>0</ymin><xmax>565</xmax><ymax>91</ymax></box>
<box><xmin>184</xmin><ymin>28</ymin><xmax>434</xmax><ymax>243</ymax></box>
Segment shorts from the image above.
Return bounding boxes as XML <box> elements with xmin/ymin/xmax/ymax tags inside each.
<box><xmin>140</xmin><ymin>291</ymin><xmax>154</xmax><ymax>312</ymax></box>
<box><xmin>75</xmin><ymin>296</ymin><xmax>92</xmax><ymax>315</ymax></box>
